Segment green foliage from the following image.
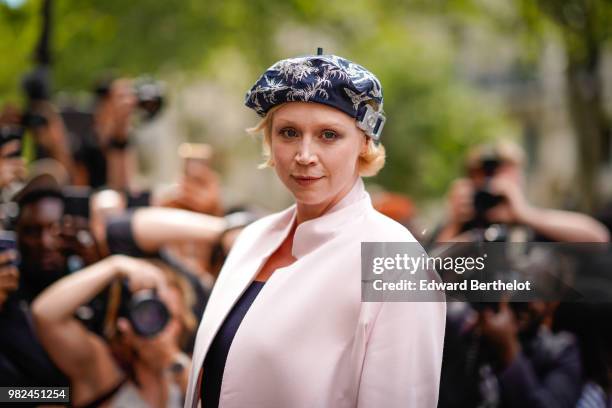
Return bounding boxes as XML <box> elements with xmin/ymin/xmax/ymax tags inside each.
<box><xmin>0</xmin><ymin>0</ymin><xmax>517</xmax><ymax>201</ymax></box>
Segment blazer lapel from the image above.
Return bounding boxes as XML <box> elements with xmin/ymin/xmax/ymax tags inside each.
<box><xmin>187</xmin><ymin>207</ymin><xmax>297</xmax><ymax>407</ymax></box>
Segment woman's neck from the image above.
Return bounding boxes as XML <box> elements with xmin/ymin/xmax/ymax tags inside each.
<box><xmin>295</xmin><ymin>176</ymin><xmax>359</xmax><ymax>224</ymax></box>
<box><xmin>133</xmin><ymin>361</ymin><xmax>169</xmax><ymax>408</ymax></box>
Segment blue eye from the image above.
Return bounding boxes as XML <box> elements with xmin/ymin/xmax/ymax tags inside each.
<box><xmin>280</xmin><ymin>128</ymin><xmax>298</xmax><ymax>138</ymax></box>
<box><xmin>321</xmin><ymin>130</ymin><xmax>338</xmax><ymax>140</ymax></box>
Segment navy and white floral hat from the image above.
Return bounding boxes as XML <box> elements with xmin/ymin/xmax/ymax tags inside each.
<box><xmin>244</xmin><ymin>54</ymin><xmax>386</xmax><ymax>141</ymax></box>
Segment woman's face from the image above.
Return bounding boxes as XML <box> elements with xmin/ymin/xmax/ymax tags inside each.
<box><xmin>270</xmin><ymin>102</ymin><xmax>367</xmax><ymax>215</ymax></box>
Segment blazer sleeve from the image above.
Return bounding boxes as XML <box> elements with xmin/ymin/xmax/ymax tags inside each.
<box><xmin>357</xmin><ymin>300</ymin><xmax>446</xmax><ymax>408</ymax></box>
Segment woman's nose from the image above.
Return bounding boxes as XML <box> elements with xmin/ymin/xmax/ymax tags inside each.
<box><xmin>295</xmin><ymin>138</ymin><xmax>317</xmax><ymax>165</ymax></box>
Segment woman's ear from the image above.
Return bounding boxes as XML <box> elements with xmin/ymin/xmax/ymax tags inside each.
<box><xmin>360</xmin><ymin>136</ymin><xmax>370</xmax><ymax>156</ymax></box>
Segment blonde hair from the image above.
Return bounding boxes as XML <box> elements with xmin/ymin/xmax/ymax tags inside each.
<box><xmin>246</xmin><ymin>104</ymin><xmax>386</xmax><ymax>177</ymax></box>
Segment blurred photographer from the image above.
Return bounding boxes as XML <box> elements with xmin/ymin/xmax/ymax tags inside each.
<box><xmin>440</xmin><ymin>297</ymin><xmax>582</xmax><ymax>408</ymax></box>
<box><xmin>438</xmin><ymin>242</ymin><xmax>584</xmax><ymax>407</ymax></box>
<box><xmin>155</xmin><ymin>143</ymin><xmax>223</xmax><ymax>285</ymax></box>
<box><xmin>13</xmin><ymin>168</ymin><xmax>69</xmax><ymax>302</ymax></box>
<box><xmin>1</xmin><ymin>100</ymin><xmax>78</xmax><ymax>189</ymax></box>
<box><xmin>72</xmin><ymin>76</ymin><xmax>163</xmax><ymax>190</ymax></box>
<box><xmin>27</xmin><ymin>101</ymin><xmax>77</xmax><ymax>177</ymax></box>
<box><xmin>433</xmin><ymin>140</ymin><xmax>608</xmax><ymax>407</ymax></box>
<box><xmin>89</xmin><ymin>188</ymin><xmax>213</xmax><ymax>354</ymax></box>
<box><xmin>70</xmin><ymin>77</ymin><xmax>137</xmax><ymax>190</ymax></box>
<box><xmin>32</xmin><ymin>255</ymin><xmax>196</xmax><ymax>408</ymax></box>
<box><xmin>0</xmin><ymin>167</ymin><xmax>73</xmax><ymax>386</ymax></box>
<box><xmin>157</xmin><ymin>143</ymin><xmax>222</xmax><ymax>216</ymax></box>
<box><xmin>0</xmin><ymin>237</ymin><xmax>68</xmax><ymax>387</ymax></box>
<box><xmin>433</xmin><ymin>140</ymin><xmax>609</xmax><ymax>244</ymax></box>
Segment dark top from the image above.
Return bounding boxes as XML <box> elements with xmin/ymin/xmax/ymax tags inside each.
<box><xmin>72</xmin><ymin>127</ymin><xmax>107</xmax><ymax>188</ymax></box>
<box><xmin>497</xmin><ymin>328</ymin><xmax>582</xmax><ymax>407</ymax></box>
<box><xmin>201</xmin><ymin>281</ymin><xmax>265</xmax><ymax>408</ymax></box>
<box><xmin>439</xmin><ymin>304</ymin><xmax>582</xmax><ymax>408</ymax></box>
<box><xmin>0</xmin><ymin>296</ymin><xmax>68</xmax><ymax>386</ymax></box>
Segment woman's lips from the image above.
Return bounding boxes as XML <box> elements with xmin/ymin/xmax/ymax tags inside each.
<box><xmin>291</xmin><ymin>175</ymin><xmax>324</xmax><ymax>186</ymax></box>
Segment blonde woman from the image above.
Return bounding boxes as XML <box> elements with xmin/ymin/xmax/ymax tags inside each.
<box><xmin>185</xmin><ymin>53</ymin><xmax>446</xmax><ymax>408</ymax></box>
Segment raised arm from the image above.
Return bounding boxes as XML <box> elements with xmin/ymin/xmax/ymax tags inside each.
<box><xmin>517</xmin><ymin>207</ymin><xmax>610</xmax><ymax>243</ymax></box>
<box><xmin>31</xmin><ymin>256</ymin><xmax>167</xmax><ymax>398</ymax></box>
<box><xmin>127</xmin><ymin>207</ymin><xmax>227</xmax><ymax>253</ymax></box>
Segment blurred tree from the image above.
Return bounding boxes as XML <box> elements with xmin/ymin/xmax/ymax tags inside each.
<box><xmin>521</xmin><ymin>0</ymin><xmax>612</xmax><ymax>212</ymax></box>
<box><xmin>400</xmin><ymin>0</ymin><xmax>612</xmax><ymax>211</ymax></box>
<box><xmin>0</xmin><ymin>0</ymin><xmax>512</xmax><ymax>202</ymax></box>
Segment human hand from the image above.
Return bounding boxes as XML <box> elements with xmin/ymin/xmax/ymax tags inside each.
<box><xmin>447</xmin><ymin>178</ymin><xmax>475</xmax><ymax>226</ymax></box>
<box><xmin>115</xmin><ymin>274</ymin><xmax>182</xmax><ymax>371</ymax></box>
<box><xmin>110</xmin><ymin>255</ymin><xmax>168</xmax><ymax>294</ymax></box>
<box><xmin>0</xmin><ymin>143</ymin><xmax>26</xmax><ymax>187</ymax></box>
<box><xmin>118</xmin><ymin>314</ymin><xmax>183</xmax><ymax>370</ymax></box>
<box><xmin>0</xmin><ymin>250</ymin><xmax>19</xmax><ymax>309</ymax></box>
<box><xmin>485</xmin><ymin>176</ymin><xmax>532</xmax><ymax>225</ymax></box>
<box><xmin>478</xmin><ymin>301</ymin><xmax>521</xmax><ymax>367</ymax></box>
<box><xmin>29</xmin><ymin>102</ymin><xmax>72</xmax><ymax>161</ymax></box>
<box><xmin>161</xmin><ymin>165</ymin><xmax>222</xmax><ymax>215</ymax></box>
<box><xmin>60</xmin><ymin>215</ymin><xmax>100</xmax><ymax>266</ymax></box>
<box><xmin>96</xmin><ymin>79</ymin><xmax>137</xmax><ymax>144</ymax></box>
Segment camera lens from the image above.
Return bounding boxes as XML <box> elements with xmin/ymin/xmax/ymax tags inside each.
<box><xmin>128</xmin><ymin>291</ymin><xmax>170</xmax><ymax>338</ymax></box>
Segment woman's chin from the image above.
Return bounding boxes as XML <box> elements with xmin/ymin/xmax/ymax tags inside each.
<box><xmin>289</xmin><ymin>188</ymin><xmax>329</xmax><ymax>207</ymax></box>
<box><xmin>292</xmin><ymin>193</ymin><xmax>322</xmax><ymax>205</ymax></box>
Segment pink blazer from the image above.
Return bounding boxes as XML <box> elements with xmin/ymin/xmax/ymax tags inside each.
<box><xmin>185</xmin><ymin>179</ymin><xmax>446</xmax><ymax>408</ymax></box>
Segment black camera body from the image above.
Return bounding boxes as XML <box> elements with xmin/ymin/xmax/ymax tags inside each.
<box><xmin>21</xmin><ymin>111</ymin><xmax>48</xmax><ymax>130</ymax></box>
<box><xmin>472</xmin><ymin>158</ymin><xmax>505</xmax><ymax>225</ymax></box>
<box><xmin>77</xmin><ymin>279</ymin><xmax>170</xmax><ymax>339</ymax></box>
<box><xmin>0</xmin><ymin>125</ymin><xmax>24</xmax><ymax>158</ymax></box>
<box><xmin>473</xmin><ymin>189</ymin><xmax>504</xmax><ymax>215</ymax></box>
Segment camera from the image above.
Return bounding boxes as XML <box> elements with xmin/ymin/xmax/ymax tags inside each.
<box><xmin>469</xmin><ymin>156</ymin><xmax>506</xmax><ymax>230</ymax></box>
<box><xmin>94</xmin><ymin>76</ymin><xmax>165</xmax><ymax>120</ymax></box>
<box><xmin>0</xmin><ymin>125</ymin><xmax>24</xmax><ymax>158</ymax></box>
<box><xmin>472</xmin><ymin>158</ymin><xmax>504</xmax><ymax>214</ymax></box>
<box><xmin>119</xmin><ymin>284</ymin><xmax>170</xmax><ymax>338</ymax></box>
<box><xmin>21</xmin><ymin>111</ymin><xmax>48</xmax><ymax>130</ymax></box>
<box><xmin>78</xmin><ymin>279</ymin><xmax>170</xmax><ymax>339</ymax></box>
<box><xmin>21</xmin><ymin>67</ymin><xmax>51</xmax><ymax>131</ymax></box>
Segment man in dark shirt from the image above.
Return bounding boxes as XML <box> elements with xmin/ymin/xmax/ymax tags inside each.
<box><xmin>439</xmin><ymin>299</ymin><xmax>582</xmax><ymax>408</ymax></box>
<box><xmin>0</xmin><ymin>173</ymin><xmax>69</xmax><ymax>386</ymax></box>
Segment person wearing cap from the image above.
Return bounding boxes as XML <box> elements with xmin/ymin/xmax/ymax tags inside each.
<box><xmin>184</xmin><ymin>53</ymin><xmax>446</xmax><ymax>408</ymax></box>
<box><xmin>0</xmin><ymin>164</ymin><xmax>69</xmax><ymax>386</ymax></box>
<box><xmin>13</xmin><ymin>162</ymin><xmax>70</xmax><ymax>302</ymax></box>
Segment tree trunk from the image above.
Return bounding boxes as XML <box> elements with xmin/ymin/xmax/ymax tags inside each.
<box><xmin>565</xmin><ymin>61</ymin><xmax>603</xmax><ymax>211</ymax></box>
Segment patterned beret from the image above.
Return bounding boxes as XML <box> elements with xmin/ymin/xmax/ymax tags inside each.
<box><xmin>245</xmin><ymin>54</ymin><xmax>386</xmax><ymax>141</ymax></box>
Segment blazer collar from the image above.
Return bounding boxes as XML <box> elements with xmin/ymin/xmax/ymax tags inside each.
<box><xmin>280</xmin><ymin>177</ymin><xmax>371</xmax><ymax>259</ymax></box>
